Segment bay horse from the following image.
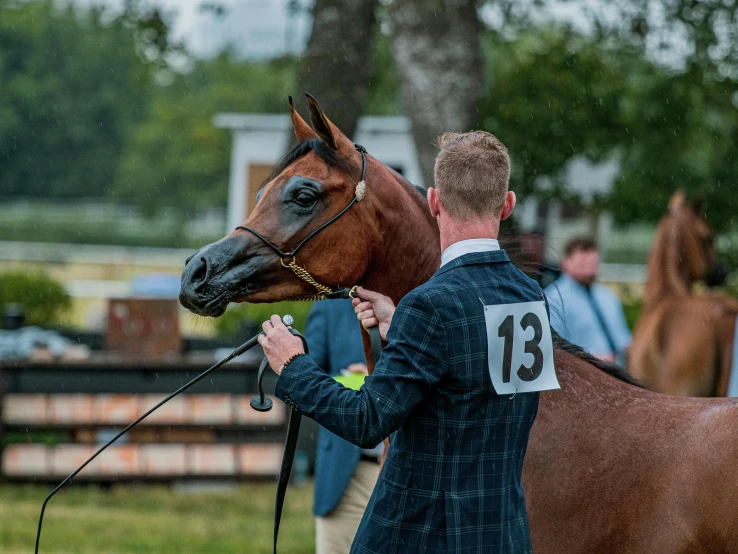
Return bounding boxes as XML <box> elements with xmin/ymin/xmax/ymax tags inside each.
<box><xmin>180</xmin><ymin>95</ymin><xmax>738</xmax><ymax>553</ymax></box>
<box><xmin>629</xmin><ymin>192</ymin><xmax>737</xmax><ymax>396</ymax></box>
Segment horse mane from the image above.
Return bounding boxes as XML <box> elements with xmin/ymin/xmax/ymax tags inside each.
<box><xmin>552</xmin><ymin>330</ymin><xmax>644</xmax><ymax>387</ymax></box>
<box><xmin>266</xmin><ymin>138</ymin><xmax>358</xmax><ymax>185</ymax></box>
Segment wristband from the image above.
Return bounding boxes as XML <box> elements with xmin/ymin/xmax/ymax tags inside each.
<box><xmin>280</xmin><ymin>352</ymin><xmax>307</xmax><ymax>373</ymax></box>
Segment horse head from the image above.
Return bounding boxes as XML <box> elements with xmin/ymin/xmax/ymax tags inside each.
<box><xmin>180</xmin><ymin>94</ymin><xmax>439</xmax><ymax>318</ymax></box>
<box><xmin>644</xmin><ymin>191</ymin><xmax>727</xmax><ymax>310</ymax></box>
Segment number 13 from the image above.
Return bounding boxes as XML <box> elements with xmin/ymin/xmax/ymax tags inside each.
<box><xmin>497</xmin><ymin>313</ymin><xmax>544</xmax><ymax>383</ymax></box>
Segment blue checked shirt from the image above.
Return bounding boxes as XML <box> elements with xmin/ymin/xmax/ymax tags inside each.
<box><xmin>276</xmin><ymin>251</ymin><xmax>541</xmax><ymax>553</ymax></box>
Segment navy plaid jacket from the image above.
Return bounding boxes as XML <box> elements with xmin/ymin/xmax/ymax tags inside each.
<box><xmin>276</xmin><ymin>251</ymin><xmax>541</xmax><ymax>553</ymax></box>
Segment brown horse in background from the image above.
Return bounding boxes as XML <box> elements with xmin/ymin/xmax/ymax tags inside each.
<box><xmin>180</xmin><ymin>96</ymin><xmax>738</xmax><ymax>553</ymax></box>
<box><xmin>629</xmin><ymin>192</ymin><xmax>738</xmax><ymax>396</ymax></box>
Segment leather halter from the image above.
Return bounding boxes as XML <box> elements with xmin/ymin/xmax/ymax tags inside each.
<box><xmin>235</xmin><ymin>143</ymin><xmax>368</xmax><ymax>300</ymax></box>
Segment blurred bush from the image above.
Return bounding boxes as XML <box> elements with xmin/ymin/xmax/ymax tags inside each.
<box><xmin>215</xmin><ymin>301</ymin><xmax>314</xmax><ymax>338</ymax></box>
<box><xmin>0</xmin><ymin>271</ymin><xmax>71</xmax><ymax>328</ymax></box>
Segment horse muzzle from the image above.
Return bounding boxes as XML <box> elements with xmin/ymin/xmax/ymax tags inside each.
<box><xmin>179</xmin><ymin>238</ymin><xmax>248</xmax><ymax>317</ymax></box>
<box><xmin>704</xmin><ymin>261</ymin><xmax>729</xmax><ymax>288</ymax></box>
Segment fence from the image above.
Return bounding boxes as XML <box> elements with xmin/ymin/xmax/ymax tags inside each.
<box><xmin>0</xmin><ymin>351</ymin><xmax>318</xmax><ymax>482</ymax></box>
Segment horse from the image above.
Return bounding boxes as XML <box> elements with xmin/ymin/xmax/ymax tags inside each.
<box><xmin>180</xmin><ymin>95</ymin><xmax>738</xmax><ymax>553</ymax></box>
<box><xmin>628</xmin><ymin>192</ymin><xmax>737</xmax><ymax>396</ymax></box>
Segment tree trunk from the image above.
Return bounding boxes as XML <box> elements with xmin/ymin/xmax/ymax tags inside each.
<box><xmin>295</xmin><ymin>0</ymin><xmax>377</xmax><ymax>140</ymax></box>
<box><xmin>389</xmin><ymin>0</ymin><xmax>483</xmax><ymax>188</ymax></box>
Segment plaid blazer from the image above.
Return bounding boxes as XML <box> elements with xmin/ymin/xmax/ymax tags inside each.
<box><xmin>276</xmin><ymin>251</ymin><xmax>542</xmax><ymax>553</ymax></box>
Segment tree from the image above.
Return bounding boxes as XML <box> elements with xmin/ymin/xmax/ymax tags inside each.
<box><xmin>610</xmin><ymin>65</ymin><xmax>738</xmax><ymax>232</ymax></box>
<box><xmin>115</xmin><ymin>54</ymin><xmax>298</xmax><ymax>214</ymax></box>
<box><xmin>389</xmin><ymin>0</ymin><xmax>484</xmax><ymax>188</ymax></box>
<box><xmin>478</xmin><ymin>17</ymin><xmax>738</xmax><ymax>233</ymax></box>
<box><xmin>295</xmin><ymin>0</ymin><xmax>377</xmax><ymax>139</ymax></box>
<box><xmin>0</xmin><ymin>1</ymin><xmax>150</xmax><ymax>199</ymax></box>
<box><xmin>480</xmin><ymin>28</ymin><xmax>629</xmax><ymax>201</ymax></box>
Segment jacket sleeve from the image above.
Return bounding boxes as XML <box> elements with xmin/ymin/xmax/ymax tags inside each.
<box><xmin>274</xmin><ymin>290</ymin><xmax>448</xmax><ymax>448</ymax></box>
<box><xmin>304</xmin><ymin>303</ymin><xmax>330</xmax><ymax>373</ymax></box>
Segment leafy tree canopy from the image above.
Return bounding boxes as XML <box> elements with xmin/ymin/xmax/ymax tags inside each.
<box><xmin>0</xmin><ymin>0</ymin><xmax>151</xmax><ymax>199</ymax></box>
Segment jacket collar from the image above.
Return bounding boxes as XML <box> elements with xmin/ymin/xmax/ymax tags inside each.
<box><xmin>432</xmin><ymin>250</ymin><xmax>511</xmax><ymax>278</ymax></box>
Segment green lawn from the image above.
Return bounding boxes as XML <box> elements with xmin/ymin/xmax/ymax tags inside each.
<box><xmin>0</xmin><ymin>482</ymin><xmax>315</xmax><ymax>554</ymax></box>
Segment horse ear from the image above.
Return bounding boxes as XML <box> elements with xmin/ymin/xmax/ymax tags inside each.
<box><xmin>289</xmin><ymin>96</ymin><xmax>317</xmax><ymax>142</ymax></box>
<box><xmin>305</xmin><ymin>92</ymin><xmax>354</xmax><ymax>152</ymax></box>
<box><xmin>669</xmin><ymin>191</ymin><xmax>686</xmax><ymax>214</ymax></box>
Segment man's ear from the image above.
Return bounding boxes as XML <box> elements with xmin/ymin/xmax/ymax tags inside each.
<box><xmin>500</xmin><ymin>191</ymin><xmax>516</xmax><ymax>221</ymax></box>
<box><xmin>427</xmin><ymin>187</ymin><xmax>441</xmax><ymax>218</ymax></box>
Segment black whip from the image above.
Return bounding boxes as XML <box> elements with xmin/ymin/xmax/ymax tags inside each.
<box><xmin>34</xmin><ymin>321</ymin><xmax>303</xmax><ymax>554</ymax></box>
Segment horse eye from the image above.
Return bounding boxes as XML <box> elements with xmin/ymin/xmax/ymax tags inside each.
<box><xmin>295</xmin><ymin>192</ymin><xmax>316</xmax><ymax>206</ymax></box>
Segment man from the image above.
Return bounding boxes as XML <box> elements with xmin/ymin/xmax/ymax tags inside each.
<box><xmin>545</xmin><ymin>237</ymin><xmax>631</xmax><ymax>363</ymax></box>
<box><xmin>304</xmin><ymin>299</ymin><xmax>382</xmax><ymax>554</ymax></box>
<box><xmin>259</xmin><ymin>131</ymin><xmax>558</xmax><ymax>553</ymax></box>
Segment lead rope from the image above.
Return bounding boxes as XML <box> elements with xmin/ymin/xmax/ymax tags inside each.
<box><xmin>34</xmin><ymin>321</ymin><xmax>307</xmax><ymax>554</ymax></box>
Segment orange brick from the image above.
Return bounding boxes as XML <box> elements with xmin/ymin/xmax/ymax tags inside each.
<box><xmin>137</xmin><ymin>395</ymin><xmax>186</xmax><ymax>425</ymax></box>
<box><xmin>3</xmin><ymin>394</ymin><xmax>48</xmax><ymax>424</ymax></box>
<box><xmin>90</xmin><ymin>445</ymin><xmax>140</xmax><ymax>476</ymax></box>
<box><xmin>49</xmin><ymin>395</ymin><xmax>93</xmax><ymax>425</ymax></box>
<box><xmin>186</xmin><ymin>395</ymin><xmax>233</xmax><ymax>425</ymax></box>
<box><xmin>93</xmin><ymin>395</ymin><xmax>138</xmax><ymax>425</ymax></box>
<box><xmin>52</xmin><ymin>445</ymin><xmax>97</xmax><ymax>476</ymax></box>
<box><xmin>238</xmin><ymin>444</ymin><xmax>282</xmax><ymax>476</ymax></box>
<box><xmin>234</xmin><ymin>396</ymin><xmax>286</xmax><ymax>426</ymax></box>
<box><xmin>2</xmin><ymin>444</ymin><xmax>49</xmax><ymax>476</ymax></box>
<box><xmin>188</xmin><ymin>445</ymin><xmax>236</xmax><ymax>475</ymax></box>
<box><xmin>140</xmin><ymin>444</ymin><xmax>186</xmax><ymax>475</ymax></box>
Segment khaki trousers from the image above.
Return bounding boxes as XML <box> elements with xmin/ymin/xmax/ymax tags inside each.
<box><xmin>315</xmin><ymin>460</ymin><xmax>380</xmax><ymax>554</ymax></box>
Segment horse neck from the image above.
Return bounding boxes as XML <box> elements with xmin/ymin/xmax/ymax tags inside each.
<box><xmin>643</xmin><ymin>217</ymin><xmax>692</xmax><ymax>312</ymax></box>
<box><xmin>359</xmin><ymin>163</ymin><xmax>440</xmax><ymax>306</ymax></box>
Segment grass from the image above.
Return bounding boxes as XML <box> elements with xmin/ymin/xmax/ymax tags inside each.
<box><xmin>0</xmin><ymin>482</ymin><xmax>315</xmax><ymax>553</ymax></box>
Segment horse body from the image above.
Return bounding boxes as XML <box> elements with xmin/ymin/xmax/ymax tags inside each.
<box><xmin>527</xmin><ymin>348</ymin><xmax>738</xmax><ymax>553</ymax></box>
<box><xmin>629</xmin><ymin>193</ymin><xmax>736</xmax><ymax>396</ymax></box>
<box><xmin>180</xmin><ymin>97</ymin><xmax>738</xmax><ymax>553</ymax></box>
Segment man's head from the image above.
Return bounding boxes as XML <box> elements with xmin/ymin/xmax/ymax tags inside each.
<box><xmin>427</xmin><ymin>131</ymin><xmax>516</xmax><ymax>227</ymax></box>
<box><xmin>562</xmin><ymin>237</ymin><xmax>599</xmax><ymax>287</ymax></box>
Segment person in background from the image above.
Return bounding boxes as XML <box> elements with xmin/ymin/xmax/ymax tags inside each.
<box><xmin>304</xmin><ymin>299</ymin><xmax>382</xmax><ymax>554</ymax></box>
<box><xmin>545</xmin><ymin>237</ymin><xmax>631</xmax><ymax>363</ymax></box>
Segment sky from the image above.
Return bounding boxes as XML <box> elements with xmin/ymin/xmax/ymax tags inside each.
<box><xmin>64</xmin><ymin>0</ymin><xmax>314</xmax><ymax>59</ymax></box>
<box><xmin>62</xmin><ymin>0</ymin><xmax>690</xmax><ymax>70</ymax></box>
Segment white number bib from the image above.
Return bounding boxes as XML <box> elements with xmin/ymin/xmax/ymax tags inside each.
<box><xmin>484</xmin><ymin>300</ymin><xmax>559</xmax><ymax>395</ymax></box>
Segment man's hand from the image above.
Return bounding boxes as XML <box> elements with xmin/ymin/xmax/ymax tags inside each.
<box><xmin>257</xmin><ymin>314</ymin><xmax>305</xmax><ymax>375</ymax></box>
<box><xmin>345</xmin><ymin>362</ymin><xmax>369</xmax><ymax>375</ymax></box>
<box><xmin>352</xmin><ymin>287</ymin><xmax>396</xmax><ymax>341</ymax></box>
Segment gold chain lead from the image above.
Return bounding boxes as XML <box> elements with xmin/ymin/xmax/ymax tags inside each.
<box><xmin>285</xmin><ymin>259</ymin><xmax>334</xmax><ymax>301</ymax></box>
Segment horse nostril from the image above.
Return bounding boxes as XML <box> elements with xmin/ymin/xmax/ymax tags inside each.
<box><xmin>188</xmin><ymin>256</ymin><xmax>209</xmax><ymax>288</ymax></box>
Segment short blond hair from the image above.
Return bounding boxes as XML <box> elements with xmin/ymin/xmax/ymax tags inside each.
<box><xmin>434</xmin><ymin>131</ymin><xmax>510</xmax><ymax>219</ymax></box>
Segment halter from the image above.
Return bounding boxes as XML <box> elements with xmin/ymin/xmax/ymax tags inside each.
<box><xmin>236</xmin><ymin>143</ymin><xmax>368</xmax><ymax>301</ymax></box>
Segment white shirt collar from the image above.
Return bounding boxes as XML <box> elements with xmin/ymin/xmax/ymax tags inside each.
<box><xmin>440</xmin><ymin>238</ymin><xmax>500</xmax><ymax>267</ymax></box>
